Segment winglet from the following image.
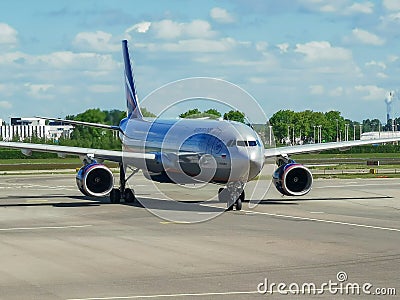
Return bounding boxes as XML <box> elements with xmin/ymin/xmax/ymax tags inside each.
<box><xmin>122</xmin><ymin>40</ymin><xmax>143</xmax><ymax>119</ymax></box>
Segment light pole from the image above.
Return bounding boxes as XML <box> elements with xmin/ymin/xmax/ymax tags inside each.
<box><xmin>318</xmin><ymin>125</ymin><xmax>322</xmax><ymax>143</ymax></box>
<box><xmin>378</xmin><ymin>121</ymin><xmax>381</xmax><ymax>138</ymax></box>
<box><xmin>313</xmin><ymin>125</ymin><xmax>316</xmax><ymax>143</ymax></box>
<box><xmin>287</xmin><ymin>125</ymin><xmax>290</xmax><ymax>144</ymax></box>
<box><xmin>292</xmin><ymin>126</ymin><xmax>295</xmax><ymax>145</ymax></box>
<box><xmin>336</xmin><ymin>119</ymin><xmax>339</xmax><ymax>142</ymax></box>
<box><xmin>359</xmin><ymin>124</ymin><xmax>362</xmax><ymax>140</ymax></box>
<box><xmin>269</xmin><ymin>125</ymin><xmax>273</xmax><ymax>146</ymax></box>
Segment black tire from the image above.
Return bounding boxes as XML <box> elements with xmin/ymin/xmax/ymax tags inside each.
<box><xmin>110</xmin><ymin>188</ymin><xmax>121</xmax><ymax>204</ymax></box>
<box><xmin>226</xmin><ymin>203</ymin><xmax>234</xmax><ymax>211</ymax></box>
<box><xmin>235</xmin><ymin>198</ymin><xmax>242</xmax><ymax>211</ymax></box>
<box><xmin>124</xmin><ymin>188</ymin><xmax>136</xmax><ymax>203</ymax></box>
<box><xmin>240</xmin><ymin>190</ymin><xmax>245</xmax><ymax>201</ymax></box>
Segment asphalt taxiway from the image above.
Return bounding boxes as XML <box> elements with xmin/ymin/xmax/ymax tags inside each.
<box><xmin>0</xmin><ymin>173</ymin><xmax>399</xmax><ymax>299</ymax></box>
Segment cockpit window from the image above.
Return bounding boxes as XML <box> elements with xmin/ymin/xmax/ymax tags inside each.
<box><xmin>226</xmin><ymin>139</ymin><xmax>236</xmax><ymax>147</ymax></box>
<box><xmin>236</xmin><ymin>140</ymin><xmax>257</xmax><ymax>147</ymax></box>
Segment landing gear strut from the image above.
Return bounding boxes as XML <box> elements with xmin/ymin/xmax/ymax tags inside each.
<box><xmin>110</xmin><ymin>163</ymin><xmax>138</xmax><ymax>204</ymax></box>
<box><xmin>218</xmin><ymin>182</ymin><xmax>245</xmax><ymax>211</ymax></box>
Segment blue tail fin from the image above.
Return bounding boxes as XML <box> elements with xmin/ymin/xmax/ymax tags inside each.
<box><xmin>122</xmin><ymin>40</ymin><xmax>143</xmax><ymax>119</ymax></box>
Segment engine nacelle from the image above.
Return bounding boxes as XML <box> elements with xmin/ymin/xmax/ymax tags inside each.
<box><xmin>273</xmin><ymin>163</ymin><xmax>313</xmax><ymax>196</ymax></box>
<box><xmin>76</xmin><ymin>163</ymin><xmax>114</xmax><ymax>197</ymax></box>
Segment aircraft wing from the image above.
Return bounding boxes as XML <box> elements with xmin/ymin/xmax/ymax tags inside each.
<box><xmin>264</xmin><ymin>137</ymin><xmax>400</xmax><ymax>158</ymax></box>
<box><xmin>0</xmin><ymin>141</ymin><xmax>155</xmax><ymax>163</ymax></box>
<box><xmin>35</xmin><ymin>116</ymin><xmax>120</xmax><ymax>131</ymax></box>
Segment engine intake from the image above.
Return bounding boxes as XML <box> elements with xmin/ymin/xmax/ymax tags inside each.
<box><xmin>76</xmin><ymin>163</ymin><xmax>114</xmax><ymax>197</ymax></box>
<box><xmin>273</xmin><ymin>163</ymin><xmax>313</xmax><ymax>196</ymax></box>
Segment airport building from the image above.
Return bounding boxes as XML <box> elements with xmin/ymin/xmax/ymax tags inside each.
<box><xmin>361</xmin><ymin>131</ymin><xmax>400</xmax><ymax>140</ymax></box>
<box><xmin>0</xmin><ymin>117</ymin><xmax>73</xmax><ymax>141</ymax></box>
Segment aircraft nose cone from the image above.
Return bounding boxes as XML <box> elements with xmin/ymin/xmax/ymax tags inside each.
<box><xmin>248</xmin><ymin>157</ymin><xmax>263</xmax><ymax>180</ymax></box>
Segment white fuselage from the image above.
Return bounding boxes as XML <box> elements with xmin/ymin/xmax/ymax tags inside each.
<box><xmin>119</xmin><ymin>117</ymin><xmax>265</xmax><ymax>184</ymax></box>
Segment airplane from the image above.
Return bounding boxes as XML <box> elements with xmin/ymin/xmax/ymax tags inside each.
<box><xmin>1</xmin><ymin>39</ymin><xmax>400</xmax><ymax>211</ymax></box>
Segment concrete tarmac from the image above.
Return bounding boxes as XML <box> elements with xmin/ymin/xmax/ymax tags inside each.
<box><xmin>0</xmin><ymin>173</ymin><xmax>399</xmax><ymax>299</ymax></box>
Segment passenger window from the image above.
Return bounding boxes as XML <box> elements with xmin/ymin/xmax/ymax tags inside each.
<box><xmin>248</xmin><ymin>141</ymin><xmax>257</xmax><ymax>146</ymax></box>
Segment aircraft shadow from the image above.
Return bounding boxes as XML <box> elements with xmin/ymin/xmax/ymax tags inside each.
<box><xmin>0</xmin><ymin>195</ymin><xmax>107</xmax><ymax>208</ymax></box>
<box><xmin>0</xmin><ymin>194</ymin><xmax>224</xmax><ymax>212</ymax></box>
<box><xmin>248</xmin><ymin>195</ymin><xmax>392</xmax><ymax>205</ymax></box>
<box><xmin>0</xmin><ymin>194</ymin><xmax>391</xmax><ymax>210</ymax></box>
<box><xmin>125</xmin><ymin>197</ymin><xmax>225</xmax><ymax>213</ymax></box>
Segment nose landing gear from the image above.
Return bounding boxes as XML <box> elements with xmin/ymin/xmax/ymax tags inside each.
<box><xmin>218</xmin><ymin>182</ymin><xmax>245</xmax><ymax>211</ymax></box>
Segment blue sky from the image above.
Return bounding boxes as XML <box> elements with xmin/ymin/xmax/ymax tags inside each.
<box><xmin>1</xmin><ymin>0</ymin><xmax>400</xmax><ymax>123</ymax></box>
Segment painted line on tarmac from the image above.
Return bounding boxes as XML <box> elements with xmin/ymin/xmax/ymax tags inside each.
<box><xmin>241</xmin><ymin>210</ymin><xmax>400</xmax><ymax>232</ymax></box>
<box><xmin>314</xmin><ymin>182</ymin><xmax>400</xmax><ymax>189</ymax></box>
<box><xmin>0</xmin><ymin>224</ymin><xmax>93</xmax><ymax>232</ymax></box>
<box><xmin>67</xmin><ymin>290</ymin><xmax>259</xmax><ymax>300</ymax></box>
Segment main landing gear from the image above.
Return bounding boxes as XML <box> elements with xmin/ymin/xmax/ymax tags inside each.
<box><xmin>110</xmin><ymin>163</ymin><xmax>139</xmax><ymax>204</ymax></box>
<box><xmin>218</xmin><ymin>182</ymin><xmax>245</xmax><ymax>211</ymax></box>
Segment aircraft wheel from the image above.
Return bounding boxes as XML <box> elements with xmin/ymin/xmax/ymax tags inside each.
<box><xmin>226</xmin><ymin>203</ymin><xmax>234</xmax><ymax>211</ymax></box>
<box><xmin>124</xmin><ymin>188</ymin><xmax>136</xmax><ymax>203</ymax></box>
<box><xmin>240</xmin><ymin>190</ymin><xmax>245</xmax><ymax>202</ymax></box>
<box><xmin>110</xmin><ymin>188</ymin><xmax>121</xmax><ymax>204</ymax></box>
<box><xmin>235</xmin><ymin>198</ymin><xmax>242</xmax><ymax>211</ymax></box>
<box><xmin>235</xmin><ymin>190</ymin><xmax>245</xmax><ymax>210</ymax></box>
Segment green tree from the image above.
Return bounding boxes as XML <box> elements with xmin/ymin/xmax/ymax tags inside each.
<box><xmin>141</xmin><ymin>107</ymin><xmax>157</xmax><ymax>117</ymax></box>
<box><xmin>105</xmin><ymin>109</ymin><xmax>125</xmax><ymax>125</ymax></box>
<box><xmin>204</xmin><ymin>109</ymin><xmax>221</xmax><ymax>118</ymax></box>
<box><xmin>223</xmin><ymin>110</ymin><xmax>245</xmax><ymax>123</ymax></box>
<box><xmin>179</xmin><ymin>109</ymin><xmax>201</xmax><ymax>118</ymax></box>
<box><xmin>62</xmin><ymin>108</ymin><xmax>121</xmax><ymax>149</ymax></box>
<box><xmin>269</xmin><ymin>109</ymin><xmax>349</xmax><ymax>144</ymax></box>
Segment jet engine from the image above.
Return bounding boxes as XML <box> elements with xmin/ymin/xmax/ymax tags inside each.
<box><xmin>272</xmin><ymin>163</ymin><xmax>313</xmax><ymax>196</ymax></box>
<box><xmin>76</xmin><ymin>163</ymin><xmax>114</xmax><ymax>197</ymax></box>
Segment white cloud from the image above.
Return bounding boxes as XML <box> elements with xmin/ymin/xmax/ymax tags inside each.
<box><xmin>309</xmin><ymin>85</ymin><xmax>325</xmax><ymax>95</ymax></box>
<box><xmin>0</xmin><ymin>23</ymin><xmax>18</xmax><ymax>48</ymax></box>
<box><xmin>299</xmin><ymin>0</ymin><xmax>374</xmax><ymax>15</ymax></box>
<box><xmin>143</xmin><ymin>38</ymin><xmax>237</xmax><ymax>53</ymax></box>
<box><xmin>383</xmin><ymin>0</ymin><xmax>400</xmax><ymax>11</ymax></box>
<box><xmin>295</xmin><ymin>41</ymin><xmax>352</xmax><ymax>62</ymax></box>
<box><xmin>151</xmin><ymin>19</ymin><xmax>183</xmax><ymax>39</ymax></box>
<box><xmin>210</xmin><ymin>7</ymin><xmax>235</xmax><ymax>23</ymax></box>
<box><xmin>39</xmin><ymin>52</ymin><xmax>118</xmax><ymax>71</ymax></box>
<box><xmin>88</xmin><ymin>84</ymin><xmax>118</xmax><ymax>93</ymax></box>
<box><xmin>24</xmin><ymin>83</ymin><xmax>54</xmax><ymax>99</ymax></box>
<box><xmin>329</xmin><ymin>87</ymin><xmax>344</xmax><ymax>97</ymax></box>
<box><xmin>377</xmin><ymin>72</ymin><xmax>388</xmax><ymax>78</ymax></box>
<box><xmin>351</xmin><ymin>28</ymin><xmax>385</xmax><ymax>46</ymax></box>
<box><xmin>0</xmin><ymin>100</ymin><xmax>12</xmax><ymax>109</ymax></box>
<box><xmin>365</xmin><ymin>60</ymin><xmax>386</xmax><ymax>69</ymax></box>
<box><xmin>249</xmin><ymin>77</ymin><xmax>268</xmax><ymax>84</ymax></box>
<box><xmin>380</xmin><ymin>12</ymin><xmax>400</xmax><ymax>30</ymax></box>
<box><xmin>345</xmin><ymin>2</ymin><xmax>374</xmax><ymax>14</ymax></box>
<box><xmin>255</xmin><ymin>41</ymin><xmax>268</xmax><ymax>52</ymax></box>
<box><xmin>125</xmin><ymin>21</ymin><xmax>151</xmax><ymax>33</ymax></box>
<box><xmin>142</xmin><ymin>19</ymin><xmax>216</xmax><ymax>40</ymax></box>
<box><xmin>73</xmin><ymin>31</ymin><xmax>120</xmax><ymax>52</ymax></box>
<box><xmin>354</xmin><ymin>85</ymin><xmax>386</xmax><ymax>101</ymax></box>
<box><xmin>276</xmin><ymin>43</ymin><xmax>289</xmax><ymax>53</ymax></box>
<box><xmin>185</xmin><ymin>20</ymin><xmax>216</xmax><ymax>39</ymax></box>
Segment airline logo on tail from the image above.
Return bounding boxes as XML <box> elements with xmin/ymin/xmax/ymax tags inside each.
<box><xmin>122</xmin><ymin>40</ymin><xmax>143</xmax><ymax>119</ymax></box>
